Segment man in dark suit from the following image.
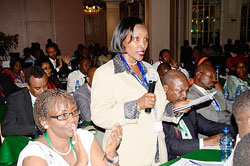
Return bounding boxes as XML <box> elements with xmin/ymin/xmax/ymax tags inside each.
<box><xmin>1</xmin><ymin>66</ymin><xmax>48</xmax><ymax>138</ymax></box>
<box><xmin>43</xmin><ymin>43</ymin><xmax>72</xmax><ymax>78</ymax></box>
<box><xmin>161</xmin><ymin>70</ymin><xmax>236</xmax><ymax>160</ymax></box>
<box><xmin>0</xmin><ymin>73</ymin><xmax>19</xmax><ymax>105</ymax></box>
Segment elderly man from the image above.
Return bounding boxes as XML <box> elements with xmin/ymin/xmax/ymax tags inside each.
<box><xmin>225</xmin><ymin>90</ymin><xmax>250</xmax><ymax>165</ymax></box>
<box><xmin>161</xmin><ymin>70</ymin><xmax>235</xmax><ymax>160</ymax></box>
<box><xmin>74</xmin><ymin>67</ymin><xmax>97</xmax><ymax>121</ymax></box>
<box><xmin>1</xmin><ymin>66</ymin><xmax>48</xmax><ymax>138</ymax></box>
<box><xmin>187</xmin><ymin>63</ymin><xmax>230</xmax><ymax>123</ymax></box>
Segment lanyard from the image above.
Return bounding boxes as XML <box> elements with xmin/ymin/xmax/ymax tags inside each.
<box><xmin>14</xmin><ymin>73</ymin><xmax>24</xmax><ymax>83</ymax></box>
<box><xmin>120</xmin><ymin>55</ymin><xmax>148</xmax><ymax>89</ymax></box>
<box><xmin>201</xmin><ymin>91</ymin><xmax>221</xmax><ymax>111</ymax></box>
<box><xmin>44</xmin><ymin>132</ymin><xmax>76</xmax><ymax>159</ymax></box>
<box><xmin>120</xmin><ymin>55</ymin><xmax>158</xmax><ymax>115</ymax></box>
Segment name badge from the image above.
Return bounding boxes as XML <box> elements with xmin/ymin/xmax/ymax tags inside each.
<box><xmin>153</xmin><ymin>121</ymin><xmax>163</xmax><ymax>133</ymax></box>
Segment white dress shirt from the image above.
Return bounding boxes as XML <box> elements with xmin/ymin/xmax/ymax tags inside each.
<box><xmin>67</xmin><ymin>70</ymin><xmax>86</xmax><ymax>93</ymax></box>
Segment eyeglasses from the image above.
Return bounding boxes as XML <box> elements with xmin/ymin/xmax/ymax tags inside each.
<box><xmin>200</xmin><ymin>72</ymin><xmax>216</xmax><ymax>80</ymax></box>
<box><xmin>50</xmin><ymin>109</ymin><xmax>80</xmax><ymax>121</ymax></box>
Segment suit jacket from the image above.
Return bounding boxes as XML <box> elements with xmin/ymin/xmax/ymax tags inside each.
<box><xmin>43</xmin><ymin>56</ymin><xmax>72</xmax><ymax>78</ymax></box>
<box><xmin>163</xmin><ymin>109</ymin><xmax>236</xmax><ymax>160</ymax></box>
<box><xmin>187</xmin><ymin>84</ymin><xmax>230</xmax><ymax>123</ymax></box>
<box><xmin>1</xmin><ymin>88</ymin><xmax>37</xmax><ymax>137</ymax></box>
<box><xmin>73</xmin><ymin>83</ymin><xmax>91</xmax><ymax>121</ymax></box>
<box><xmin>0</xmin><ymin>73</ymin><xmax>19</xmax><ymax>105</ymax></box>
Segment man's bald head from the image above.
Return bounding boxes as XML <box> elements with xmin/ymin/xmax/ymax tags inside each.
<box><xmin>157</xmin><ymin>63</ymin><xmax>171</xmax><ymax>83</ymax></box>
<box><xmin>162</xmin><ymin>70</ymin><xmax>189</xmax><ymax>102</ymax></box>
<box><xmin>194</xmin><ymin>63</ymin><xmax>216</xmax><ymax>90</ymax></box>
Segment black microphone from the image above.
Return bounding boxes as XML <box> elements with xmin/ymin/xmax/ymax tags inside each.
<box><xmin>145</xmin><ymin>73</ymin><xmax>158</xmax><ymax>114</ymax></box>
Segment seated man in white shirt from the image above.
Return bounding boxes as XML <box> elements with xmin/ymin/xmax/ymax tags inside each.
<box><xmin>67</xmin><ymin>57</ymin><xmax>91</xmax><ymax>93</ymax></box>
<box><xmin>225</xmin><ymin>90</ymin><xmax>250</xmax><ymax>165</ymax></box>
<box><xmin>161</xmin><ymin>70</ymin><xmax>236</xmax><ymax>160</ymax></box>
<box><xmin>153</xmin><ymin>49</ymin><xmax>189</xmax><ymax>80</ymax></box>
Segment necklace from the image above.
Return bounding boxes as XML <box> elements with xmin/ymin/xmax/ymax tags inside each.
<box><xmin>44</xmin><ymin>132</ymin><xmax>72</xmax><ymax>156</ymax></box>
<box><xmin>127</xmin><ymin>61</ymin><xmax>137</xmax><ymax>65</ymax></box>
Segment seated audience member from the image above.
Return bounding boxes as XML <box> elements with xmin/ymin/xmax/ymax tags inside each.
<box><xmin>180</xmin><ymin>40</ymin><xmax>193</xmax><ymax>66</ymax></box>
<box><xmin>2</xmin><ymin>57</ymin><xmax>25</xmax><ymax>84</ymax></box>
<box><xmin>162</xmin><ymin>70</ymin><xmax>235</xmax><ymax>160</ymax></box>
<box><xmin>74</xmin><ymin>67</ymin><xmax>97</xmax><ymax>121</ymax></box>
<box><xmin>187</xmin><ymin>63</ymin><xmax>230</xmax><ymax>123</ymax></box>
<box><xmin>233</xmin><ymin>133</ymin><xmax>250</xmax><ymax>166</ymax></box>
<box><xmin>184</xmin><ymin>48</ymin><xmax>202</xmax><ymax>78</ymax></box>
<box><xmin>98</xmin><ymin>46</ymin><xmax>112</xmax><ymax>66</ymax></box>
<box><xmin>189</xmin><ymin>57</ymin><xmax>223</xmax><ymax>90</ymax></box>
<box><xmin>1</xmin><ymin>66</ymin><xmax>48</xmax><ymax>138</ymax></box>
<box><xmin>157</xmin><ymin>63</ymin><xmax>171</xmax><ymax>83</ymax></box>
<box><xmin>67</xmin><ymin>57</ymin><xmax>91</xmax><ymax>94</ymax></box>
<box><xmin>71</xmin><ymin>45</ymin><xmax>89</xmax><ymax>70</ymax></box>
<box><xmin>0</xmin><ymin>73</ymin><xmax>19</xmax><ymax>105</ymax></box>
<box><xmin>44</xmin><ymin>43</ymin><xmax>72</xmax><ymax>78</ymax></box>
<box><xmin>224</xmin><ymin>56</ymin><xmax>250</xmax><ymax>99</ymax></box>
<box><xmin>17</xmin><ymin>89</ymin><xmax>122</xmax><ymax>166</ymax></box>
<box><xmin>40</xmin><ymin>61</ymin><xmax>62</xmax><ymax>89</ymax></box>
<box><xmin>153</xmin><ymin>49</ymin><xmax>189</xmax><ymax>80</ymax></box>
<box><xmin>225</xmin><ymin>90</ymin><xmax>250</xmax><ymax>165</ymax></box>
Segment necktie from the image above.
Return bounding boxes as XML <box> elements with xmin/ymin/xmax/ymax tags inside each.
<box><xmin>174</xmin><ymin>126</ymin><xmax>182</xmax><ymax>139</ymax></box>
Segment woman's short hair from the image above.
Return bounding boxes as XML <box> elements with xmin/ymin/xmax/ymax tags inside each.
<box><xmin>9</xmin><ymin>57</ymin><xmax>22</xmax><ymax>70</ymax></box>
<box><xmin>33</xmin><ymin>89</ymin><xmax>76</xmax><ymax>132</ymax></box>
<box><xmin>110</xmin><ymin>17</ymin><xmax>144</xmax><ymax>54</ymax></box>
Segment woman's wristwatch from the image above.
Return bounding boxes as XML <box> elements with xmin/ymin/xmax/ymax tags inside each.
<box><xmin>104</xmin><ymin>152</ymin><xmax>119</xmax><ymax>164</ymax></box>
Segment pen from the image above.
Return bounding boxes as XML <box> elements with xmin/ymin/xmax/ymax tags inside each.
<box><xmin>189</xmin><ymin>160</ymin><xmax>202</xmax><ymax>166</ymax></box>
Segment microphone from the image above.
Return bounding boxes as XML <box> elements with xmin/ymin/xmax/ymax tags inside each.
<box><xmin>145</xmin><ymin>73</ymin><xmax>158</xmax><ymax>114</ymax></box>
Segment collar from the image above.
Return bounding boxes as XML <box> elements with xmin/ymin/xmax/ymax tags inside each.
<box><xmin>29</xmin><ymin>91</ymin><xmax>37</xmax><ymax>107</ymax></box>
<box><xmin>49</xmin><ymin>57</ymin><xmax>56</xmax><ymax>63</ymax></box>
<box><xmin>30</xmin><ymin>55</ymin><xmax>36</xmax><ymax>61</ymax></box>
<box><xmin>77</xmin><ymin>70</ymin><xmax>86</xmax><ymax>77</ymax></box>
<box><xmin>113</xmin><ymin>54</ymin><xmax>148</xmax><ymax>74</ymax></box>
<box><xmin>193</xmin><ymin>84</ymin><xmax>210</xmax><ymax>95</ymax></box>
<box><xmin>236</xmin><ymin>134</ymin><xmax>241</xmax><ymax>145</ymax></box>
<box><xmin>87</xmin><ymin>83</ymin><xmax>91</xmax><ymax>91</ymax></box>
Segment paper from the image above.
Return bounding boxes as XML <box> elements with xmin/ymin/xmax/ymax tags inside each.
<box><xmin>173</xmin><ymin>91</ymin><xmax>217</xmax><ymax>112</ymax></box>
<box><xmin>201</xmin><ymin>145</ymin><xmax>220</xmax><ymax>150</ymax></box>
<box><xmin>171</xmin><ymin>158</ymin><xmax>224</xmax><ymax>166</ymax></box>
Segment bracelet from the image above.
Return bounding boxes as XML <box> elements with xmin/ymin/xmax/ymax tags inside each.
<box><xmin>104</xmin><ymin>152</ymin><xmax>119</xmax><ymax>164</ymax></box>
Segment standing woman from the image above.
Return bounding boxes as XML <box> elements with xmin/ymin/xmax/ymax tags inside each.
<box><xmin>91</xmin><ymin>17</ymin><xmax>187</xmax><ymax>165</ymax></box>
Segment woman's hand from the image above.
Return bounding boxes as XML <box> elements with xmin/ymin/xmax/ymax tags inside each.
<box><xmin>173</xmin><ymin>99</ymin><xmax>193</xmax><ymax>113</ymax></box>
<box><xmin>72</xmin><ymin>124</ymin><xmax>88</xmax><ymax>166</ymax></box>
<box><xmin>105</xmin><ymin>124</ymin><xmax>123</xmax><ymax>159</ymax></box>
<box><xmin>137</xmin><ymin>93</ymin><xmax>156</xmax><ymax>110</ymax></box>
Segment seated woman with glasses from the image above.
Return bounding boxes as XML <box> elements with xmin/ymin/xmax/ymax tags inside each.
<box><xmin>17</xmin><ymin>89</ymin><xmax>122</xmax><ymax>166</ymax></box>
<box><xmin>224</xmin><ymin>55</ymin><xmax>250</xmax><ymax>99</ymax></box>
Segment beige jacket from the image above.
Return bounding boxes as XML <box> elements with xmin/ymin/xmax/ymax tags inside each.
<box><xmin>91</xmin><ymin>55</ymin><xmax>180</xmax><ymax>166</ymax></box>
